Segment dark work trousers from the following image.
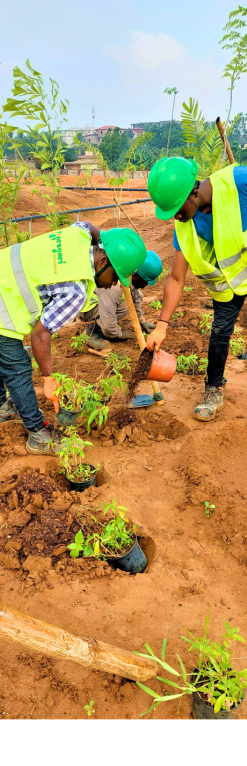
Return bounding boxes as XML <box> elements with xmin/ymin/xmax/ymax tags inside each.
<box><xmin>0</xmin><ymin>335</ymin><xmax>44</xmax><ymax>432</ymax></box>
<box><xmin>207</xmin><ymin>293</ymin><xmax>246</xmax><ymax>388</ymax></box>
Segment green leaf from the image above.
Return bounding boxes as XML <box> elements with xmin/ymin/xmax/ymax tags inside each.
<box><xmin>214</xmin><ymin>693</ymin><xmax>226</xmax><ymax>714</ymax></box>
<box><xmin>75</xmin><ymin>530</ymin><xmax>84</xmax><ymax>545</ymax></box>
<box><xmin>176</xmin><ymin>654</ymin><xmax>187</xmax><ymax>683</ymax></box>
<box><xmin>70</xmin><ymin>549</ymin><xmax>79</xmax><ymax>558</ymax></box>
<box><xmin>67</xmin><ymin>543</ymin><xmax>77</xmax><ymax>550</ymax></box>
<box><xmin>136</xmin><ymin>683</ymin><xmax>164</xmax><ymax>700</ymax></box>
<box><xmin>161</xmin><ymin>638</ymin><xmax>167</xmax><ymax>662</ymax></box>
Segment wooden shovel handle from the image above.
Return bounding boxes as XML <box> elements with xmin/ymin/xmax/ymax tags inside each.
<box><xmin>216</xmin><ymin>117</ymin><xmax>235</xmax><ymax>165</ymax></box>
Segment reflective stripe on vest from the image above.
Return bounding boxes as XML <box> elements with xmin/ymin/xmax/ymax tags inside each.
<box><xmin>219</xmin><ymin>246</ymin><xmax>247</xmax><ymax>269</ymax></box>
<box><xmin>10</xmin><ymin>244</ymin><xmax>40</xmax><ymax>327</ymax></box>
<box><xmin>0</xmin><ymin>295</ymin><xmax>16</xmax><ymax>332</ymax></box>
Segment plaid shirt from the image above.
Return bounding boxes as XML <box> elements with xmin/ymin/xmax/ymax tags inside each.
<box><xmin>38</xmin><ymin>223</ymin><xmax>94</xmax><ymax>334</ymax></box>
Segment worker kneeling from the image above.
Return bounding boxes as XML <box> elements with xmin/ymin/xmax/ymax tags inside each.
<box><xmin>147</xmin><ymin>156</ymin><xmax>247</xmax><ymax>421</ymax></box>
<box><xmin>0</xmin><ymin>222</ymin><xmax>146</xmax><ymax>453</ymax></box>
<box><xmin>80</xmin><ymin>249</ymin><xmax>162</xmax><ymax>350</ymax></box>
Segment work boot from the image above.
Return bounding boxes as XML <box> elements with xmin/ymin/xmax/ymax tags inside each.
<box><xmin>0</xmin><ymin>398</ymin><xmax>22</xmax><ymax>424</ymax></box>
<box><xmin>193</xmin><ymin>386</ymin><xmax>223</xmax><ymax>422</ymax></box>
<box><xmin>88</xmin><ymin>334</ymin><xmax>112</xmax><ymax>350</ymax></box>
<box><xmin>26</xmin><ymin>423</ymin><xmax>63</xmax><ymax>455</ymax></box>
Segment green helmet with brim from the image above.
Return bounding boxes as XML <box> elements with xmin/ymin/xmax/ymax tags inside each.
<box><xmin>100</xmin><ymin>227</ymin><xmax>147</xmax><ymax>286</ymax></box>
<box><xmin>148</xmin><ymin>156</ymin><xmax>198</xmax><ymax>220</ymax></box>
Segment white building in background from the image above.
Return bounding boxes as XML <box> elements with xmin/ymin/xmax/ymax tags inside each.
<box><xmin>61</xmin><ymin>125</ymin><xmax>134</xmax><ymax>147</ymax></box>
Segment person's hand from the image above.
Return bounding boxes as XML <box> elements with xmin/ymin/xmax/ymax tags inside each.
<box><xmin>141</xmin><ymin>320</ymin><xmax>156</xmax><ymax>334</ymax></box>
<box><xmin>146</xmin><ymin>321</ymin><xmax>168</xmax><ymax>352</ymax></box>
<box><xmin>43</xmin><ymin>376</ymin><xmax>59</xmax><ymax>413</ymax></box>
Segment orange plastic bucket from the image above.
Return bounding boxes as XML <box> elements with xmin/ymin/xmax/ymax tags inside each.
<box><xmin>146</xmin><ymin>349</ymin><xmax>177</xmax><ymax>382</ymax></box>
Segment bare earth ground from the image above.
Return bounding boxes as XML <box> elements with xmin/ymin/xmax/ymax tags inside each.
<box><xmin>1</xmin><ymin>192</ymin><xmax>247</xmax><ymax>720</ymax></box>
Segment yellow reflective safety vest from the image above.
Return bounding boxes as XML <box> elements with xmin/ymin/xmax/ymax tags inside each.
<box><xmin>175</xmin><ymin>164</ymin><xmax>247</xmax><ymax>302</ymax></box>
<box><xmin>0</xmin><ymin>225</ymin><xmax>96</xmax><ymax>340</ymax></box>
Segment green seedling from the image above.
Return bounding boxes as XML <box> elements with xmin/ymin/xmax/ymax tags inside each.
<box><xmin>67</xmin><ymin>499</ymin><xmax>136</xmax><ymax>559</ymax></box>
<box><xmin>183</xmin><ymin>286</ymin><xmax>192</xmax><ymax>292</ymax></box>
<box><xmin>198</xmin><ymin>357</ymin><xmax>208</xmax><ymax>374</ymax></box>
<box><xmin>56</xmin><ymin>430</ymin><xmax>93</xmax><ymax>482</ymax></box>
<box><xmin>149</xmin><ymin>301</ymin><xmax>162</xmax><ymax>310</ymax></box>
<box><xmin>158</xmin><ymin>269</ymin><xmax>167</xmax><ymax>282</ymax></box>
<box><xmin>205</xmin><ymin>501</ymin><xmax>215</xmax><ymax>518</ymax></box>
<box><xmin>199</xmin><ymin>313</ymin><xmax>212</xmax><ymax>334</ymax></box>
<box><xmin>71</xmin><ymin>332</ymin><xmax>89</xmax><ymax>352</ymax></box>
<box><xmin>230</xmin><ymin>331</ymin><xmax>245</xmax><ymax>357</ymax></box>
<box><xmin>51</xmin><ymin>373</ymin><xmax>87</xmax><ymax>411</ymax></box>
<box><xmin>177</xmin><ymin>354</ymin><xmax>198</xmax><ymax>374</ymax></box>
<box><xmin>171</xmin><ymin>311</ymin><xmax>184</xmax><ymax>320</ymax></box>
<box><xmin>32</xmin><ymin>359</ymin><xmax>39</xmax><ymax>371</ymax></box>
<box><xmin>136</xmin><ymin>614</ymin><xmax>247</xmax><ymax>717</ymax></box>
<box><xmin>84</xmin><ymin>700</ymin><xmax>95</xmax><ymax>717</ymax></box>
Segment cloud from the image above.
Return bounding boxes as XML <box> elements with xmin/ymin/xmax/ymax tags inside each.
<box><xmin>103</xmin><ymin>29</ymin><xmax>242</xmax><ymax>121</ymax></box>
<box><xmin>106</xmin><ymin>30</ymin><xmax>185</xmax><ymax>71</ymax></box>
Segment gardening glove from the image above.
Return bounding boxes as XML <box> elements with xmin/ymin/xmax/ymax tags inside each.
<box><xmin>146</xmin><ymin>321</ymin><xmax>168</xmax><ymax>352</ymax></box>
<box><xmin>140</xmin><ymin>320</ymin><xmax>156</xmax><ymax>334</ymax></box>
<box><xmin>43</xmin><ymin>376</ymin><xmax>59</xmax><ymax>414</ymax></box>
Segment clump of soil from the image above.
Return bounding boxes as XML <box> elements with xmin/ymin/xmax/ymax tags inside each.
<box><xmin>127</xmin><ymin>348</ymin><xmax>153</xmax><ymax>401</ymax></box>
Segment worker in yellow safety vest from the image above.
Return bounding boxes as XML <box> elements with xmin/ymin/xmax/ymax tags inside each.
<box><xmin>146</xmin><ymin>157</ymin><xmax>247</xmax><ymax>421</ymax></box>
<box><xmin>0</xmin><ymin>221</ymin><xmax>146</xmax><ymax>452</ymax></box>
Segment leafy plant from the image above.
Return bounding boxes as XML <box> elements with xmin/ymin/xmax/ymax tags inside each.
<box><xmin>183</xmin><ymin>286</ymin><xmax>192</xmax><ymax>292</ymax></box>
<box><xmin>56</xmin><ymin>430</ymin><xmax>93</xmax><ymax>481</ymax></box>
<box><xmin>136</xmin><ymin>615</ymin><xmax>247</xmax><ymax>716</ymax></box>
<box><xmin>199</xmin><ymin>313</ymin><xmax>212</xmax><ymax>334</ymax></box>
<box><xmin>0</xmin><ymin>121</ymin><xmax>26</xmax><ymax>247</ymax></box>
<box><xmin>177</xmin><ymin>354</ymin><xmax>198</xmax><ymax>374</ymax></box>
<box><xmin>67</xmin><ymin>499</ymin><xmax>136</xmax><ymax>559</ymax></box>
<box><xmin>198</xmin><ymin>357</ymin><xmax>208</xmax><ymax>374</ymax></box>
<box><xmin>204</xmin><ymin>501</ymin><xmax>215</xmax><ymax>518</ymax></box>
<box><xmin>171</xmin><ymin>311</ymin><xmax>184</xmax><ymax>320</ymax></box>
<box><xmin>230</xmin><ymin>331</ymin><xmax>245</xmax><ymax>356</ymax></box>
<box><xmin>51</xmin><ymin>373</ymin><xmax>86</xmax><ymax>411</ymax></box>
<box><xmin>3</xmin><ymin>59</ymin><xmax>69</xmax><ymax>230</ymax></box>
<box><xmin>149</xmin><ymin>301</ymin><xmax>162</xmax><ymax>310</ymax></box>
<box><xmin>180</xmin><ymin>98</ymin><xmax>240</xmax><ymax>178</ymax></box>
<box><xmin>84</xmin><ymin>700</ymin><xmax>95</xmax><ymax>717</ymax></box>
<box><xmin>71</xmin><ymin>332</ymin><xmax>89</xmax><ymax>352</ymax></box>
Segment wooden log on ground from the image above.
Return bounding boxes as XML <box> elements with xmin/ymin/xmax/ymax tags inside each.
<box><xmin>0</xmin><ymin>603</ymin><xmax>157</xmax><ymax>682</ymax></box>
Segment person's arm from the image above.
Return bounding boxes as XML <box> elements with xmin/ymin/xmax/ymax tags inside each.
<box><xmin>31</xmin><ymin>319</ymin><xmax>52</xmax><ymax>375</ymax></box>
<box><xmin>146</xmin><ymin>249</ymin><xmax>188</xmax><ymax>351</ymax></box>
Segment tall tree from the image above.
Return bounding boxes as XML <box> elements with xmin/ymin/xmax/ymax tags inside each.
<box><xmin>164</xmin><ymin>87</ymin><xmax>179</xmax><ymax>156</ymax></box>
<box><xmin>219</xmin><ymin>7</ymin><xmax>247</xmax><ymax>127</ymax></box>
<box><xmin>100</xmin><ymin>128</ymin><xmax>129</xmax><ymax>169</ymax></box>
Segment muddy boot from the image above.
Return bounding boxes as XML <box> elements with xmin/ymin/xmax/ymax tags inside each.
<box><xmin>26</xmin><ymin>423</ymin><xmax>63</xmax><ymax>455</ymax></box>
<box><xmin>0</xmin><ymin>398</ymin><xmax>22</xmax><ymax>424</ymax></box>
<box><xmin>193</xmin><ymin>386</ymin><xmax>223</xmax><ymax>422</ymax></box>
<box><xmin>88</xmin><ymin>334</ymin><xmax>112</xmax><ymax>350</ymax></box>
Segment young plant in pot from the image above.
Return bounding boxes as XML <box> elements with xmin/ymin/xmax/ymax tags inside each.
<box><xmin>55</xmin><ymin>428</ymin><xmax>97</xmax><ymax>491</ymax></box>
<box><xmin>136</xmin><ymin>614</ymin><xmax>247</xmax><ymax>718</ymax></box>
<box><xmin>79</xmin><ymin>352</ymin><xmax>130</xmax><ymax>433</ymax></box>
<box><xmin>51</xmin><ymin>373</ymin><xmax>86</xmax><ymax>426</ymax></box>
<box><xmin>67</xmin><ymin>499</ymin><xmax>147</xmax><ymax>574</ymax></box>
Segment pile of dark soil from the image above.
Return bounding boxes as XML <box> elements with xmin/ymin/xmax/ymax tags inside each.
<box><xmin>127</xmin><ymin>348</ymin><xmax>153</xmax><ymax>401</ymax></box>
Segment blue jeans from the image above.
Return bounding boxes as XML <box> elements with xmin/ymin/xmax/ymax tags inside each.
<box><xmin>0</xmin><ymin>335</ymin><xmax>44</xmax><ymax>432</ymax></box>
<box><xmin>208</xmin><ymin>294</ymin><xmax>246</xmax><ymax>387</ymax></box>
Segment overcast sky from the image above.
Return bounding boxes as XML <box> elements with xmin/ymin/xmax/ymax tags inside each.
<box><xmin>1</xmin><ymin>0</ymin><xmax>246</xmax><ymax>130</ymax></box>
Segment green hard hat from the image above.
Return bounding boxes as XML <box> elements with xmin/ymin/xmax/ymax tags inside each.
<box><xmin>137</xmin><ymin>250</ymin><xmax>162</xmax><ymax>286</ymax></box>
<box><xmin>100</xmin><ymin>227</ymin><xmax>147</xmax><ymax>286</ymax></box>
<box><xmin>148</xmin><ymin>156</ymin><xmax>198</xmax><ymax>220</ymax></box>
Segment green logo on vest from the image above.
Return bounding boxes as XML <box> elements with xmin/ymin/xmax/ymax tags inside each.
<box><xmin>49</xmin><ymin>231</ymin><xmax>66</xmax><ymax>270</ymax></box>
